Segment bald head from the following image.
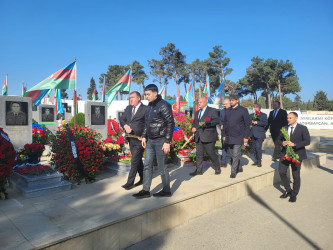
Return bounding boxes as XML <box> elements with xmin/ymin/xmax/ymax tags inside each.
<box><xmin>198</xmin><ymin>97</ymin><xmax>207</xmax><ymax>109</ymax></box>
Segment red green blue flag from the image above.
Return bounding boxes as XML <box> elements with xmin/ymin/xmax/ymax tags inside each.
<box><xmin>55</xmin><ymin>89</ymin><xmax>64</xmax><ymax>114</ymax></box>
<box><xmin>107</xmin><ymin>68</ymin><xmax>131</xmax><ymax>106</ymax></box>
<box><xmin>2</xmin><ymin>75</ymin><xmax>8</xmax><ymax>96</ymax></box>
<box><xmin>214</xmin><ymin>80</ymin><xmax>225</xmax><ymax>105</ymax></box>
<box><xmin>22</xmin><ymin>83</ymin><xmax>27</xmax><ymax>97</ymax></box>
<box><xmin>203</xmin><ymin>74</ymin><xmax>211</xmax><ymax>104</ymax></box>
<box><xmin>26</xmin><ymin>89</ymin><xmax>50</xmax><ymax>106</ymax></box>
<box><xmin>101</xmin><ymin>76</ymin><xmax>106</xmax><ymax>102</ymax></box>
<box><xmin>92</xmin><ymin>89</ymin><xmax>96</xmax><ymax>101</ymax></box>
<box><xmin>185</xmin><ymin>80</ymin><xmax>194</xmax><ymax>107</ymax></box>
<box><xmin>28</xmin><ymin>61</ymin><xmax>76</xmax><ymax>91</ymax></box>
<box><xmin>159</xmin><ymin>85</ymin><xmax>166</xmax><ymax>99</ymax></box>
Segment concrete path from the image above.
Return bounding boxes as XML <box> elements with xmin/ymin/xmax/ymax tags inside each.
<box><xmin>127</xmin><ymin>154</ymin><xmax>333</xmax><ymax>250</ymax></box>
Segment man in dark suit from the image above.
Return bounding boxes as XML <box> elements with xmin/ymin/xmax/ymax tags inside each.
<box><xmin>250</xmin><ymin>104</ymin><xmax>268</xmax><ymax>167</ymax></box>
<box><xmin>278</xmin><ymin>112</ymin><xmax>310</xmax><ymax>202</ymax></box>
<box><xmin>222</xmin><ymin>94</ymin><xmax>251</xmax><ymax>178</ymax></box>
<box><xmin>266</xmin><ymin>101</ymin><xmax>288</xmax><ymax>161</ymax></box>
<box><xmin>190</xmin><ymin>97</ymin><xmax>221</xmax><ymax>176</ymax></box>
<box><xmin>120</xmin><ymin>91</ymin><xmax>147</xmax><ymax>190</ymax></box>
<box><xmin>220</xmin><ymin>98</ymin><xmax>231</xmax><ymax>167</ymax></box>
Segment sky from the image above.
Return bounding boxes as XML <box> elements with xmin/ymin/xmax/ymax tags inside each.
<box><xmin>1</xmin><ymin>0</ymin><xmax>332</xmax><ymax>102</ymax></box>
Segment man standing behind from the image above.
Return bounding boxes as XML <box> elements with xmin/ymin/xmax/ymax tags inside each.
<box><xmin>250</xmin><ymin>104</ymin><xmax>268</xmax><ymax>167</ymax></box>
<box><xmin>278</xmin><ymin>112</ymin><xmax>310</xmax><ymax>202</ymax></box>
<box><xmin>133</xmin><ymin>84</ymin><xmax>175</xmax><ymax>199</ymax></box>
<box><xmin>190</xmin><ymin>97</ymin><xmax>221</xmax><ymax>176</ymax></box>
<box><xmin>222</xmin><ymin>94</ymin><xmax>251</xmax><ymax>178</ymax></box>
<box><xmin>120</xmin><ymin>91</ymin><xmax>147</xmax><ymax>190</ymax></box>
<box><xmin>266</xmin><ymin>101</ymin><xmax>288</xmax><ymax>161</ymax></box>
<box><xmin>220</xmin><ymin>98</ymin><xmax>231</xmax><ymax>167</ymax></box>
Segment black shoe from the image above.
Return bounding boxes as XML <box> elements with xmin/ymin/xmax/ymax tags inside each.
<box><xmin>132</xmin><ymin>190</ymin><xmax>151</xmax><ymax>199</ymax></box>
<box><xmin>280</xmin><ymin>191</ymin><xmax>292</xmax><ymax>199</ymax></box>
<box><xmin>252</xmin><ymin>162</ymin><xmax>258</xmax><ymax>166</ymax></box>
<box><xmin>134</xmin><ymin>180</ymin><xmax>143</xmax><ymax>186</ymax></box>
<box><xmin>153</xmin><ymin>190</ymin><xmax>172</xmax><ymax>197</ymax></box>
<box><xmin>190</xmin><ymin>170</ymin><xmax>203</xmax><ymax>176</ymax></box>
<box><xmin>122</xmin><ymin>183</ymin><xmax>134</xmax><ymax>190</ymax></box>
<box><xmin>257</xmin><ymin>162</ymin><xmax>262</xmax><ymax>167</ymax></box>
<box><xmin>220</xmin><ymin>163</ymin><xmax>227</xmax><ymax>168</ymax></box>
<box><xmin>215</xmin><ymin>170</ymin><xmax>221</xmax><ymax>175</ymax></box>
<box><xmin>289</xmin><ymin>196</ymin><xmax>297</xmax><ymax>202</ymax></box>
<box><xmin>237</xmin><ymin>167</ymin><xmax>243</xmax><ymax>173</ymax></box>
<box><xmin>230</xmin><ymin>173</ymin><xmax>237</xmax><ymax>178</ymax></box>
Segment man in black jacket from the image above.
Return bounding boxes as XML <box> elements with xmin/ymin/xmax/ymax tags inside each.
<box><xmin>222</xmin><ymin>94</ymin><xmax>251</xmax><ymax>178</ymax></box>
<box><xmin>120</xmin><ymin>91</ymin><xmax>147</xmax><ymax>190</ymax></box>
<box><xmin>190</xmin><ymin>97</ymin><xmax>221</xmax><ymax>176</ymax></box>
<box><xmin>278</xmin><ymin>112</ymin><xmax>310</xmax><ymax>202</ymax></box>
<box><xmin>250</xmin><ymin>104</ymin><xmax>268</xmax><ymax>167</ymax></box>
<box><xmin>266</xmin><ymin>101</ymin><xmax>288</xmax><ymax>161</ymax></box>
<box><xmin>133</xmin><ymin>84</ymin><xmax>175</xmax><ymax>199</ymax></box>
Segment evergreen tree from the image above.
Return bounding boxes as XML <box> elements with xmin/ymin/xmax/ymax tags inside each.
<box><xmin>87</xmin><ymin>77</ymin><xmax>98</xmax><ymax>100</ymax></box>
<box><xmin>313</xmin><ymin>91</ymin><xmax>329</xmax><ymax>111</ymax></box>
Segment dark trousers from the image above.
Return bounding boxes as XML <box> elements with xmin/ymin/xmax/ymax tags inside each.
<box><xmin>196</xmin><ymin>141</ymin><xmax>220</xmax><ymax>173</ymax></box>
<box><xmin>272</xmin><ymin>135</ymin><xmax>281</xmax><ymax>159</ymax></box>
<box><xmin>252</xmin><ymin>137</ymin><xmax>263</xmax><ymax>163</ymax></box>
<box><xmin>126</xmin><ymin>142</ymin><xmax>144</xmax><ymax>185</ymax></box>
<box><xmin>279</xmin><ymin>160</ymin><xmax>302</xmax><ymax>197</ymax></box>
<box><xmin>221</xmin><ymin>139</ymin><xmax>229</xmax><ymax>164</ymax></box>
<box><xmin>227</xmin><ymin>144</ymin><xmax>242</xmax><ymax>174</ymax></box>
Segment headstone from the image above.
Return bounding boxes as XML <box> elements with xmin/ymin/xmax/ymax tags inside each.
<box><xmin>85</xmin><ymin>101</ymin><xmax>108</xmax><ymax>138</ymax></box>
<box><xmin>0</xmin><ymin>96</ymin><xmax>32</xmax><ymax>149</ymax></box>
<box><xmin>37</xmin><ymin>104</ymin><xmax>58</xmax><ymax>134</ymax></box>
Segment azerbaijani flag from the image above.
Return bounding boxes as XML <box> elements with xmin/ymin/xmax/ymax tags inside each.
<box><xmin>185</xmin><ymin>80</ymin><xmax>194</xmax><ymax>107</ymax></box>
<box><xmin>92</xmin><ymin>89</ymin><xmax>96</xmax><ymax>101</ymax></box>
<box><xmin>107</xmin><ymin>68</ymin><xmax>131</xmax><ymax>106</ymax></box>
<box><xmin>22</xmin><ymin>83</ymin><xmax>27</xmax><ymax>97</ymax></box>
<box><xmin>28</xmin><ymin>61</ymin><xmax>76</xmax><ymax>91</ymax></box>
<box><xmin>26</xmin><ymin>89</ymin><xmax>50</xmax><ymax>106</ymax></box>
<box><xmin>214</xmin><ymin>80</ymin><xmax>225</xmax><ymax>105</ymax></box>
<box><xmin>55</xmin><ymin>89</ymin><xmax>64</xmax><ymax>114</ymax></box>
<box><xmin>49</xmin><ymin>90</ymin><xmax>55</xmax><ymax>104</ymax></box>
<box><xmin>2</xmin><ymin>75</ymin><xmax>8</xmax><ymax>96</ymax></box>
<box><xmin>101</xmin><ymin>76</ymin><xmax>106</xmax><ymax>102</ymax></box>
<box><xmin>159</xmin><ymin>85</ymin><xmax>166</xmax><ymax>99</ymax></box>
<box><xmin>203</xmin><ymin>74</ymin><xmax>211</xmax><ymax>104</ymax></box>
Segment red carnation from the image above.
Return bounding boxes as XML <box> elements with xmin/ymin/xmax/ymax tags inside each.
<box><xmin>204</xmin><ymin>118</ymin><xmax>211</xmax><ymax>122</ymax></box>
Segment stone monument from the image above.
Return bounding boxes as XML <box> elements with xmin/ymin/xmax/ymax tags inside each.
<box><xmin>0</xmin><ymin>96</ymin><xmax>32</xmax><ymax>148</ymax></box>
<box><xmin>85</xmin><ymin>101</ymin><xmax>107</xmax><ymax>138</ymax></box>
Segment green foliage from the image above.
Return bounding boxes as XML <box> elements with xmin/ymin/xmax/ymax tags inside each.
<box><xmin>87</xmin><ymin>77</ymin><xmax>98</xmax><ymax>100</ymax></box>
<box><xmin>240</xmin><ymin>97</ymin><xmax>255</xmax><ymax>108</ymax></box>
<box><xmin>313</xmin><ymin>91</ymin><xmax>329</xmax><ymax>111</ymax></box>
<box><xmin>69</xmin><ymin>113</ymin><xmax>85</xmax><ymax>127</ymax></box>
<box><xmin>131</xmin><ymin>60</ymin><xmax>148</xmax><ymax>91</ymax></box>
<box><xmin>61</xmin><ymin>89</ymin><xmax>68</xmax><ymax>99</ymax></box>
<box><xmin>99</xmin><ymin>65</ymin><xmax>128</xmax><ymax>100</ymax></box>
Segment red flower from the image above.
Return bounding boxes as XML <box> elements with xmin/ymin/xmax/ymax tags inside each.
<box><xmin>286</xmin><ymin>157</ymin><xmax>291</xmax><ymax>161</ymax></box>
<box><xmin>204</xmin><ymin>118</ymin><xmax>210</xmax><ymax>122</ymax></box>
<box><xmin>255</xmin><ymin>110</ymin><xmax>261</xmax><ymax>116</ymax></box>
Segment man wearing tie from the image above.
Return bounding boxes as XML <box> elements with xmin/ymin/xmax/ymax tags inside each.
<box><xmin>120</xmin><ymin>91</ymin><xmax>147</xmax><ymax>190</ymax></box>
<box><xmin>266</xmin><ymin>101</ymin><xmax>288</xmax><ymax>161</ymax></box>
<box><xmin>278</xmin><ymin>112</ymin><xmax>310</xmax><ymax>202</ymax></box>
<box><xmin>190</xmin><ymin>97</ymin><xmax>221</xmax><ymax>176</ymax></box>
<box><xmin>219</xmin><ymin>98</ymin><xmax>231</xmax><ymax>167</ymax></box>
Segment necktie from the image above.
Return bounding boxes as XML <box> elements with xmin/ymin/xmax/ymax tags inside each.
<box><xmin>198</xmin><ymin>110</ymin><xmax>202</xmax><ymax>119</ymax></box>
<box><xmin>131</xmin><ymin>106</ymin><xmax>136</xmax><ymax>120</ymax></box>
<box><xmin>290</xmin><ymin>127</ymin><xmax>294</xmax><ymax>137</ymax></box>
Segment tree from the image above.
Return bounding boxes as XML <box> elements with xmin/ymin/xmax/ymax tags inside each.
<box><xmin>87</xmin><ymin>77</ymin><xmax>98</xmax><ymax>100</ymax></box>
<box><xmin>240</xmin><ymin>97</ymin><xmax>254</xmax><ymax>108</ymax></box>
<box><xmin>313</xmin><ymin>91</ymin><xmax>329</xmax><ymax>111</ymax></box>
<box><xmin>206</xmin><ymin>45</ymin><xmax>233</xmax><ymax>93</ymax></box>
<box><xmin>188</xmin><ymin>59</ymin><xmax>208</xmax><ymax>99</ymax></box>
<box><xmin>131</xmin><ymin>60</ymin><xmax>148</xmax><ymax>94</ymax></box>
<box><xmin>99</xmin><ymin>65</ymin><xmax>128</xmax><ymax>100</ymax></box>
<box><xmin>148</xmin><ymin>59</ymin><xmax>167</xmax><ymax>89</ymax></box>
<box><xmin>61</xmin><ymin>89</ymin><xmax>68</xmax><ymax>99</ymax></box>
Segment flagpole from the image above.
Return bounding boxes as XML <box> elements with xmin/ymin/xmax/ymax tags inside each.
<box><xmin>174</xmin><ymin>70</ymin><xmax>180</xmax><ymax>112</ymax></box>
<box><xmin>221</xmin><ymin>62</ymin><xmax>225</xmax><ymax>103</ymax></box>
<box><xmin>192</xmin><ymin>75</ymin><xmax>196</xmax><ymax>119</ymax></box>
<box><xmin>6</xmin><ymin>74</ymin><xmax>8</xmax><ymax>95</ymax></box>
<box><xmin>74</xmin><ymin>58</ymin><xmax>77</xmax><ymax>126</ymax></box>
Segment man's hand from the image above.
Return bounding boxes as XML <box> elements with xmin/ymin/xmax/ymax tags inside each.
<box><xmin>244</xmin><ymin>138</ymin><xmax>248</xmax><ymax>143</ymax></box>
<box><xmin>124</xmin><ymin>124</ymin><xmax>132</xmax><ymax>134</ymax></box>
<box><xmin>252</xmin><ymin>120</ymin><xmax>257</xmax><ymax>125</ymax></box>
<box><xmin>192</xmin><ymin>127</ymin><xmax>197</xmax><ymax>133</ymax></box>
<box><xmin>287</xmin><ymin>141</ymin><xmax>295</xmax><ymax>147</ymax></box>
<box><xmin>220</xmin><ymin>125</ymin><xmax>223</xmax><ymax>130</ymax></box>
<box><xmin>141</xmin><ymin>138</ymin><xmax>146</xmax><ymax>148</ymax></box>
<box><xmin>223</xmin><ymin>137</ymin><xmax>226</xmax><ymax>141</ymax></box>
<box><xmin>162</xmin><ymin>143</ymin><xmax>170</xmax><ymax>154</ymax></box>
<box><xmin>282</xmin><ymin>141</ymin><xmax>288</xmax><ymax>147</ymax></box>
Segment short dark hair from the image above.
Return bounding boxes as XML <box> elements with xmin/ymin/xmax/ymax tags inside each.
<box><xmin>230</xmin><ymin>93</ymin><xmax>239</xmax><ymax>100</ymax></box>
<box><xmin>274</xmin><ymin>100</ymin><xmax>281</xmax><ymax>106</ymax></box>
<box><xmin>144</xmin><ymin>84</ymin><xmax>158</xmax><ymax>93</ymax></box>
<box><xmin>130</xmin><ymin>91</ymin><xmax>141</xmax><ymax>99</ymax></box>
<box><xmin>289</xmin><ymin>112</ymin><xmax>298</xmax><ymax>117</ymax></box>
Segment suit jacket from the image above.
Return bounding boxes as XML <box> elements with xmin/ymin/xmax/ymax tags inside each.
<box><xmin>277</xmin><ymin>124</ymin><xmax>310</xmax><ymax>161</ymax></box>
<box><xmin>219</xmin><ymin>108</ymin><xmax>226</xmax><ymax>127</ymax></box>
<box><xmin>6</xmin><ymin>111</ymin><xmax>27</xmax><ymax>125</ymax></box>
<box><xmin>222</xmin><ymin>105</ymin><xmax>251</xmax><ymax>145</ymax></box>
<box><xmin>266</xmin><ymin>109</ymin><xmax>288</xmax><ymax>139</ymax></box>
<box><xmin>192</xmin><ymin>106</ymin><xmax>219</xmax><ymax>143</ymax></box>
<box><xmin>120</xmin><ymin>103</ymin><xmax>147</xmax><ymax>145</ymax></box>
<box><xmin>250</xmin><ymin>112</ymin><xmax>268</xmax><ymax>139</ymax></box>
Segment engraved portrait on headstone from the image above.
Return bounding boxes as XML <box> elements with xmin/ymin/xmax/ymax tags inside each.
<box><xmin>91</xmin><ymin>105</ymin><xmax>105</xmax><ymax>125</ymax></box>
<box><xmin>6</xmin><ymin>101</ymin><xmax>28</xmax><ymax>126</ymax></box>
<box><xmin>41</xmin><ymin>107</ymin><xmax>55</xmax><ymax>121</ymax></box>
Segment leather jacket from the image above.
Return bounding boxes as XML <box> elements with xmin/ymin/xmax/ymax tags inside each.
<box><xmin>142</xmin><ymin>95</ymin><xmax>175</xmax><ymax>143</ymax></box>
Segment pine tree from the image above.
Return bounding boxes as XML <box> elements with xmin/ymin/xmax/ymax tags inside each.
<box><xmin>87</xmin><ymin>77</ymin><xmax>98</xmax><ymax>100</ymax></box>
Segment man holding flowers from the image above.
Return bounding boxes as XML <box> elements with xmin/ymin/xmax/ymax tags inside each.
<box><xmin>190</xmin><ymin>97</ymin><xmax>221</xmax><ymax>176</ymax></box>
<box><xmin>278</xmin><ymin>112</ymin><xmax>310</xmax><ymax>202</ymax></box>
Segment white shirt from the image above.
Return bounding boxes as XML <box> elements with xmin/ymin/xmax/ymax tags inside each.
<box><xmin>132</xmin><ymin>102</ymin><xmax>141</xmax><ymax>116</ymax></box>
<box><xmin>198</xmin><ymin>105</ymin><xmax>208</xmax><ymax>119</ymax></box>
<box><xmin>288</xmin><ymin>123</ymin><xmax>297</xmax><ymax>138</ymax></box>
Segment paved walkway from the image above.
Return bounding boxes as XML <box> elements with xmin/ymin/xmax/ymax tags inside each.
<box><xmin>127</xmin><ymin>154</ymin><xmax>333</xmax><ymax>250</ymax></box>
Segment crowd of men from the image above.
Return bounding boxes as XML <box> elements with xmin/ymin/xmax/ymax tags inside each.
<box><xmin>119</xmin><ymin>84</ymin><xmax>310</xmax><ymax>203</ymax></box>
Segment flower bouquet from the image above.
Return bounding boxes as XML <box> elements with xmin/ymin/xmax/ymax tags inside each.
<box><xmin>252</xmin><ymin>110</ymin><xmax>261</xmax><ymax>121</ymax></box>
<box><xmin>199</xmin><ymin>117</ymin><xmax>211</xmax><ymax>127</ymax></box>
<box><xmin>24</xmin><ymin>143</ymin><xmax>45</xmax><ymax>163</ymax></box>
<box><xmin>280</xmin><ymin>128</ymin><xmax>301</xmax><ymax>165</ymax></box>
<box><xmin>13</xmin><ymin>164</ymin><xmax>55</xmax><ymax>176</ymax></box>
<box><xmin>0</xmin><ymin>128</ymin><xmax>17</xmax><ymax>200</ymax></box>
<box><xmin>32</xmin><ymin>123</ymin><xmax>48</xmax><ymax>144</ymax></box>
<box><xmin>241</xmin><ymin>137</ymin><xmax>252</xmax><ymax>155</ymax></box>
<box><xmin>51</xmin><ymin>125</ymin><xmax>104</xmax><ymax>183</ymax></box>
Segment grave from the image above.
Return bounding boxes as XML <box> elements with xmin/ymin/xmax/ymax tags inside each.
<box><xmin>85</xmin><ymin>101</ymin><xmax>108</xmax><ymax>139</ymax></box>
<box><xmin>0</xmin><ymin>95</ymin><xmax>32</xmax><ymax>148</ymax></box>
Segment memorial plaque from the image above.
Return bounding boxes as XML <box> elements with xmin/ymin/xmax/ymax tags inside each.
<box><xmin>41</xmin><ymin>107</ymin><xmax>55</xmax><ymax>121</ymax></box>
<box><xmin>5</xmin><ymin>101</ymin><xmax>28</xmax><ymax>126</ymax></box>
<box><xmin>91</xmin><ymin>105</ymin><xmax>105</xmax><ymax>125</ymax></box>
<box><xmin>85</xmin><ymin>101</ymin><xmax>107</xmax><ymax>138</ymax></box>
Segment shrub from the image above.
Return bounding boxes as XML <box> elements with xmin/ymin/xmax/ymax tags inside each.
<box><xmin>69</xmin><ymin>113</ymin><xmax>85</xmax><ymax>127</ymax></box>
